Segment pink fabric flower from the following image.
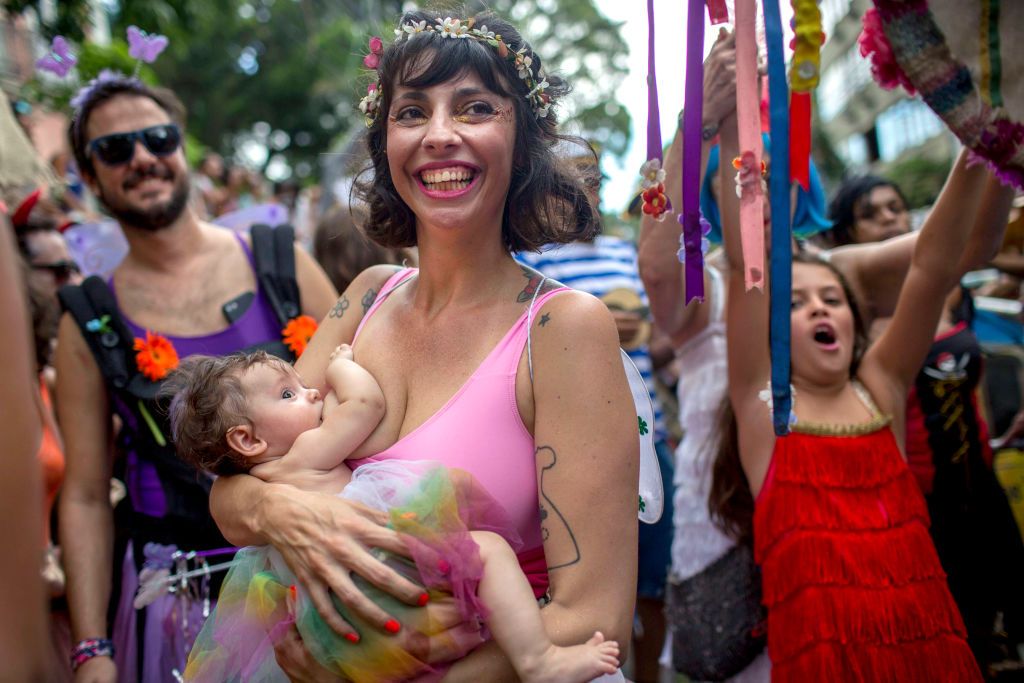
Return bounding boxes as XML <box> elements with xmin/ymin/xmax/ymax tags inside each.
<box><xmin>363</xmin><ymin>36</ymin><xmax>383</xmax><ymax>69</ymax></box>
<box><xmin>858</xmin><ymin>8</ymin><xmax>916</xmax><ymax>94</ymax></box>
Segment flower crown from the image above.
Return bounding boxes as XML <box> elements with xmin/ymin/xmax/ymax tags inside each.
<box><xmin>358</xmin><ymin>17</ymin><xmax>551</xmax><ymax>127</ymax></box>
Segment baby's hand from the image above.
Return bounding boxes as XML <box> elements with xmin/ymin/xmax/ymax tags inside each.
<box><xmin>330</xmin><ymin>344</ymin><xmax>354</xmax><ymax>363</ymax></box>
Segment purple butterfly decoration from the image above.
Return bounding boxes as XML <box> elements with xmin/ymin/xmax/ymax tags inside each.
<box><xmin>127</xmin><ymin>26</ymin><xmax>169</xmax><ymax>63</ymax></box>
<box><xmin>36</xmin><ymin>36</ymin><xmax>77</xmax><ymax>78</ymax></box>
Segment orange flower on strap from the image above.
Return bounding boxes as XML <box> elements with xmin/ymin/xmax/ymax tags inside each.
<box><xmin>133</xmin><ymin>331</ymin><xmax>179</xmax><ymax>381</ymax></box>
<box><xmin>282</xmin><ymin>315</ymin><xmax>318</xmax><ymax>357</ymax></box>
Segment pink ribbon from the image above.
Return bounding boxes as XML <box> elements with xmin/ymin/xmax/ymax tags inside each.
<box><xmin>735</xmin><ymin>0</ymin><xmax>765</xmax><ymax>291</ymax></box>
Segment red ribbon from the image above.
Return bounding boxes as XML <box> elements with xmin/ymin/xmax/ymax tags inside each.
<box><xmin>789</xmin><ymin>91</ymin><xmax>812</xmax><ymax>190</ymax></box>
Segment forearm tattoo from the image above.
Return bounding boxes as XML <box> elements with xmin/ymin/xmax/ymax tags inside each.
<box><xmin>536</xmin><ymin>445</ymin><xmax>581</xmax><ymax>570</ymax></box>
<box><xmin>361</xmin><ymin>288</ymin><xmax>378</xmax><ymax>314</ymax></box>
<box><xmin>328</xmin><ymin>295</ymin><xmax>350</xmax><ymax>319</ymax></box>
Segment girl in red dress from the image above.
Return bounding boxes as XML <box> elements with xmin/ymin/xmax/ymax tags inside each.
<box><xmin>715</xmin><ymin>112</ymin><xmax>1012</xmax><ymax>680</ymax></box>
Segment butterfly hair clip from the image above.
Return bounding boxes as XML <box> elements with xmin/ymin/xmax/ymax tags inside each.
<box><xmin>36</xmin><ymin>35</ymin><xmax>77</xmax><ymax>78</ymax></box>
<box><xmin>127</xmin><ymin>26</ymin><xmax>169</xmax><ymax>74</ymax></box>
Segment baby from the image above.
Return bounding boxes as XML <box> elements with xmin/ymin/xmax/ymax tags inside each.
<box><xmin>168</xmin><ymin>346</ymin><xmax>619</xmax><ymax>683</ymax></box>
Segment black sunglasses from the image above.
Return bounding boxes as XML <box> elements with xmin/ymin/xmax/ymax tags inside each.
<box><xmin>87</xmin><ymin>124</ymin><xmax>182</xmax><ymax>166</ymax></box>
<box><xmin>32</xmin><ymin>259</ymin><xmax>80</xmax><ymax>283</ymax></box>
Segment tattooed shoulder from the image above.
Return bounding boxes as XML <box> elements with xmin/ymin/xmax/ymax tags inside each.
<box><xmin>517</xmin><ymin>266</ymin><xmax>562</xmax><ymax>304</ymax></box>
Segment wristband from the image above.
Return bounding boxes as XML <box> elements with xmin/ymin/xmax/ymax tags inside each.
<box><xmin>70</xmin><ymin>638</ymin><xmax>115</xmax><ymax>671</ymax></box>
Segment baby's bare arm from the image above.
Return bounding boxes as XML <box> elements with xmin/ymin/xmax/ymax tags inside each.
<box><xmin>287</xmin><ymin>347</ymin><xmax>385</xmax><ymax>472</ymax></box>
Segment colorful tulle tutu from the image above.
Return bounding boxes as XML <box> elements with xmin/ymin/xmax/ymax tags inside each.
<box><xmin>184</xmin><ymin>460</ymin><xmax>519</xmax><ymax>682</ymax></box>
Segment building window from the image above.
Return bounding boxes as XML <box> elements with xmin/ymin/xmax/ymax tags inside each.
<box><xmin>875</xmin><ymin>99</ymin><xmax>945</xmax><ymax>161</ymax></box>
<box><xmin>838</xmin><ymin>133</ymin><xmax>870</xmax><ymax>167</ymax></box>
<box><xmin>818</xmin><ymin>42</ymin><xmax>873</xmax><ymax>122</ymax></box>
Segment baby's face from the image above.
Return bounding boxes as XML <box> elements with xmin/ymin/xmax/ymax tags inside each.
<box><xmin>240</xmin><ymin>361</ymin><xmax>324</xmax><ymax>458</ymax></box>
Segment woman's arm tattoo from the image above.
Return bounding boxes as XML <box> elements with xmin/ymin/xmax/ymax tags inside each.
<box><xmin>328</xmin><ymin>295</ymin><xmax>350</xmax><ymax>319</ymax></box>
<box><xmin>361</xmin><ymin>288</ymin><xmax>378</xmax><ymax>314</ymax></box>
<box><xmin>536</xmin><ymin>445</ymin><xmax>581</xmax><ymax>570</ymax></box>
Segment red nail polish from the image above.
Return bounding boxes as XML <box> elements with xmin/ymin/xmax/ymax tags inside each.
<box><xmin>418</xmin><ymin>592</ymin><xmax>430</xmax><ymax>606</ymax></box>
<box><xmin>437</xmin><ymin>559</ymin><xmax>451</xmax><ymax>575</ymax></box>
<box><xmin>344</xmin><ymin>632</ymin><xmax>360</xmax><ymax>644</ymax></box>
<box><xmin>384</xmin><ymin>619</ymin><xmax>401</xmax><ymax>634</ymax></box>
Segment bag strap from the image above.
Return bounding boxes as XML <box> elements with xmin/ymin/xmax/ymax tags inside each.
<box><xmin>58</xmin><ymin>276</ymin><xmax>139</xmax><ymax>390</ymax></box>
<box><xmin>251</xmin><ymin>223</ymin><xmax>301</xmax><ymax>328</ymax></box>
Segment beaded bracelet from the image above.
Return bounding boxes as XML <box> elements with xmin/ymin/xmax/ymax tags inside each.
<box><xmin>70</xmin><ymin>638</ymin><xmax>115</xmax><ymax>671</ymax></box>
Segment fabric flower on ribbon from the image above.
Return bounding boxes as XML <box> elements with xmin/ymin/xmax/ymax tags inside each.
<box><xmin>639</xmin><ymin>158</ymin><xmax>670</xmax><ymax>221</ymax></box>
<box><xmin>732</xmin><ymin>153</ymin><xmax>768</xmax><ymax>199</ymax></box>
<box><xmin>677</xmin><ymin>211</ymin><xmax>712</xmax><ymax>264</ymax></box>
<box><xmin>858</xmin><ymin>8</ymin><xmax>915</xmax><ymax>94</ymax></box>
<box><xmin>282</xmin><ymin>315</ymin><xmax>318</xmax><ymax>357</ymax></box>
<box><xmin>639</xmin><ymin>159</ymin><xmax>666</xmax><ymax>190</ymax></box>
<box><xmin>127</xmin><ymin>26</ymin><xmax>169</xmax><ymax>63</ymax></box>
<box><xmin>134</xmin><ymin>331</ymin><xmax>179</xmax><ymax>382</ymax></box>
<box><xmin>363</xmin><ymin>36</ymin><xmax>384</xmax><ymax>69</ymax></box>
<box><xmin>36</xmin><ymin>36</ymin><xmax>77</xmax><ymax>78</ymax></box>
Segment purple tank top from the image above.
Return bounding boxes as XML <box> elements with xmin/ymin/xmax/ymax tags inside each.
<box><xmin>110</xmin><ymin>233</ymin><xmax>285</xmax><ymax>516</ymax></box>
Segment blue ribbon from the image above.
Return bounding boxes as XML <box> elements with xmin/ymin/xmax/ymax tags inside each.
<box><xmin>763</xmin><ymin>0</ymin><xmax>793</xmax><ymax>436</ymax></box>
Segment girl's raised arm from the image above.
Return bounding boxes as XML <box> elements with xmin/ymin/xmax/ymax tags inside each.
<box><xmin>860</xmin><ymin>152</ymin><xmax>1011</xmax><ymax>414</ymax></box>
<box><xmin>717</xmin><ymin>114</ymin><xmax>776</xmax><ymax>493</ymax></box>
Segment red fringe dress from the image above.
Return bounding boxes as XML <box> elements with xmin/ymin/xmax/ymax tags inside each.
<box><xmin>754</xmin><ymin>406</ymin><xmax>982</xmax><ymax>681</ymax></box>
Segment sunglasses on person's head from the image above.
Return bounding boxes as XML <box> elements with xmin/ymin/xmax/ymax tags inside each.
<box><xmin>87</xmin><ymin>124</ymin><xmax>182</xmax><ymax>166</ymax></box>
<box><xmin>32</xmin><ymin>259</ymin><xmax>80</xmax><ymax>284</ymax></box>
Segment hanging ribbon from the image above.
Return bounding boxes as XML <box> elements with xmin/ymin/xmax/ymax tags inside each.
<box><xmin>640</xmin><ymin>0</ymin><xmax>671</xmax><ymax>222</ymax></box>
<box><xmin>788</xmin><ymin>0</ymin><xmax>823</xmax><ymax>190</ymax></box>
<box><xmin>645</xmin><ymin>0</ymin><xmax>663</xmax><ymax>166</ymax></box>
<box><xmin>706</xmin><ymin>0</ymin><xmax>729</xmax><ymax>25</ymax></box>
<box><xmin>735</xmin><ymin>0</ymin><xmax>765</xmax><ymax>291</ymax></box>
<box><xmin>681</xmin><ymin>0</ymin><xmax>707</xmax><ymax>304</ymax></box>
<box><xmin>763</xmin><ymin>0</ymin><xmax>793</xmax><ymax>436</ymax></box>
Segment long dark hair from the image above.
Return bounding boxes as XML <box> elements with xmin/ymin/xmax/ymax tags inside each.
<box><xmin>708</xmin><ymin>252</ymin><xmax>869</xmax><ymax>541</ymax></box>
<box><xmin>353</xmin><ymin>6</ymin><xmax>599</xmax><ymax>253</ymax></box>
<box><xmin>823</xmin><ymin>175</ymin><xmax>908</xmax><ymax>248</ymax></box>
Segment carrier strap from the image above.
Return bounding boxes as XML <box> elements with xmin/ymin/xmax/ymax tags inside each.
<box><xmin>251</xmin><ymin>223</ymin><xmax>301</xmax><ymax>327</ymax></box>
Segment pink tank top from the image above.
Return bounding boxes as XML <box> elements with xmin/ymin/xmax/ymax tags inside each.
<box><xmin>349</xmin><ymin>268</ymin><xmax>567</xmax><ymax>598</ymax></box>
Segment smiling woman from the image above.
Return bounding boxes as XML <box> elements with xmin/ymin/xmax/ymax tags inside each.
<box><xmin>210</xmin><ymin>5</ymin><xmax>639</xmax><ymax>683</ymax></box>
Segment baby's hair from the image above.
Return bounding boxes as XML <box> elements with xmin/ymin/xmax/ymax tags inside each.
<box><xmin>163</xmin><ymin>350</ymin><xmax>289</xmax><ymax>476</ymax></box>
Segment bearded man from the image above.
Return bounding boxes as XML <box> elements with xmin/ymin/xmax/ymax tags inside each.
<box><xmin>55</xmin><ymin>75</ymin><xmax>337</xmax><ymax>682</ymax></box>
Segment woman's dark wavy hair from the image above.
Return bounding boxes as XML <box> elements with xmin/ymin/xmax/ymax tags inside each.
<box><xmin>708</xmin><ymin>252</ymin><xmax>868</xmax><ymax>542</ymax></box>
<box><xmin>353</xmin><ymin>7</ymin><xmax>600</xmax><ymax>253</ymax></box>
<box><xmin>823</xmin><ymin>175</ymin><xmax>908</xmax><ymax>248</ymax></box>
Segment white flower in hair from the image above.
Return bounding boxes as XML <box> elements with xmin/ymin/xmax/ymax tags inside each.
<box><xmin>639</xmin><ymin>158</ymin><xmax>666</xmax><ymax>190</ymax></box>
<box><xmin>438</xmin><ymin>17</ymin><xmax>469</xmax><ymax>38</ymax></box>
<box><xmin>475</xmin><ymin>25</ymin><xmax>496</xmax><ymax>40</ymax></box>
<box><xmin>402</xmin><ymin>20</ymin><xmax>427</xmax><ymax>35</ymax></box>
<box><xmin>516</xmin><ymin>51</ymin><xmax>534</xmax><ymax>79</ymax></box>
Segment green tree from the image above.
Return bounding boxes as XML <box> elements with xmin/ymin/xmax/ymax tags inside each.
<box><xmin>99</xmin><ymin>1</ymin><xmax>628</xmax><ymax>179</ymax></box>
<box><xmin>2</xmin><ymin>0</ymin><xmax>92</xmax><ymax>41</ymax></box>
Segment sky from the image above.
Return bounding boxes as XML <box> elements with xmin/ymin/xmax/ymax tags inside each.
<box><xmin>591</xmin><ymin>0</ymin><xmax>793</xmax><ymax>215</ymax></box>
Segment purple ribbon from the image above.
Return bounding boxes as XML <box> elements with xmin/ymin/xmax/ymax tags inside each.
<box><xmin>645</xmin><ymin>0</ymin><xmax>663</xmax><ymax>163</ymax></box>
<box><xmin>682</xmin><ymin>0</ymin><xmax>706</xmax><ymax>304</ymax></box>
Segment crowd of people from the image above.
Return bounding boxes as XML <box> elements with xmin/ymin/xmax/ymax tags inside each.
<box><xmin>1</xmin><ymin>4</ymin><xmax>1024</xmax><ymax>683</ymax></box>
